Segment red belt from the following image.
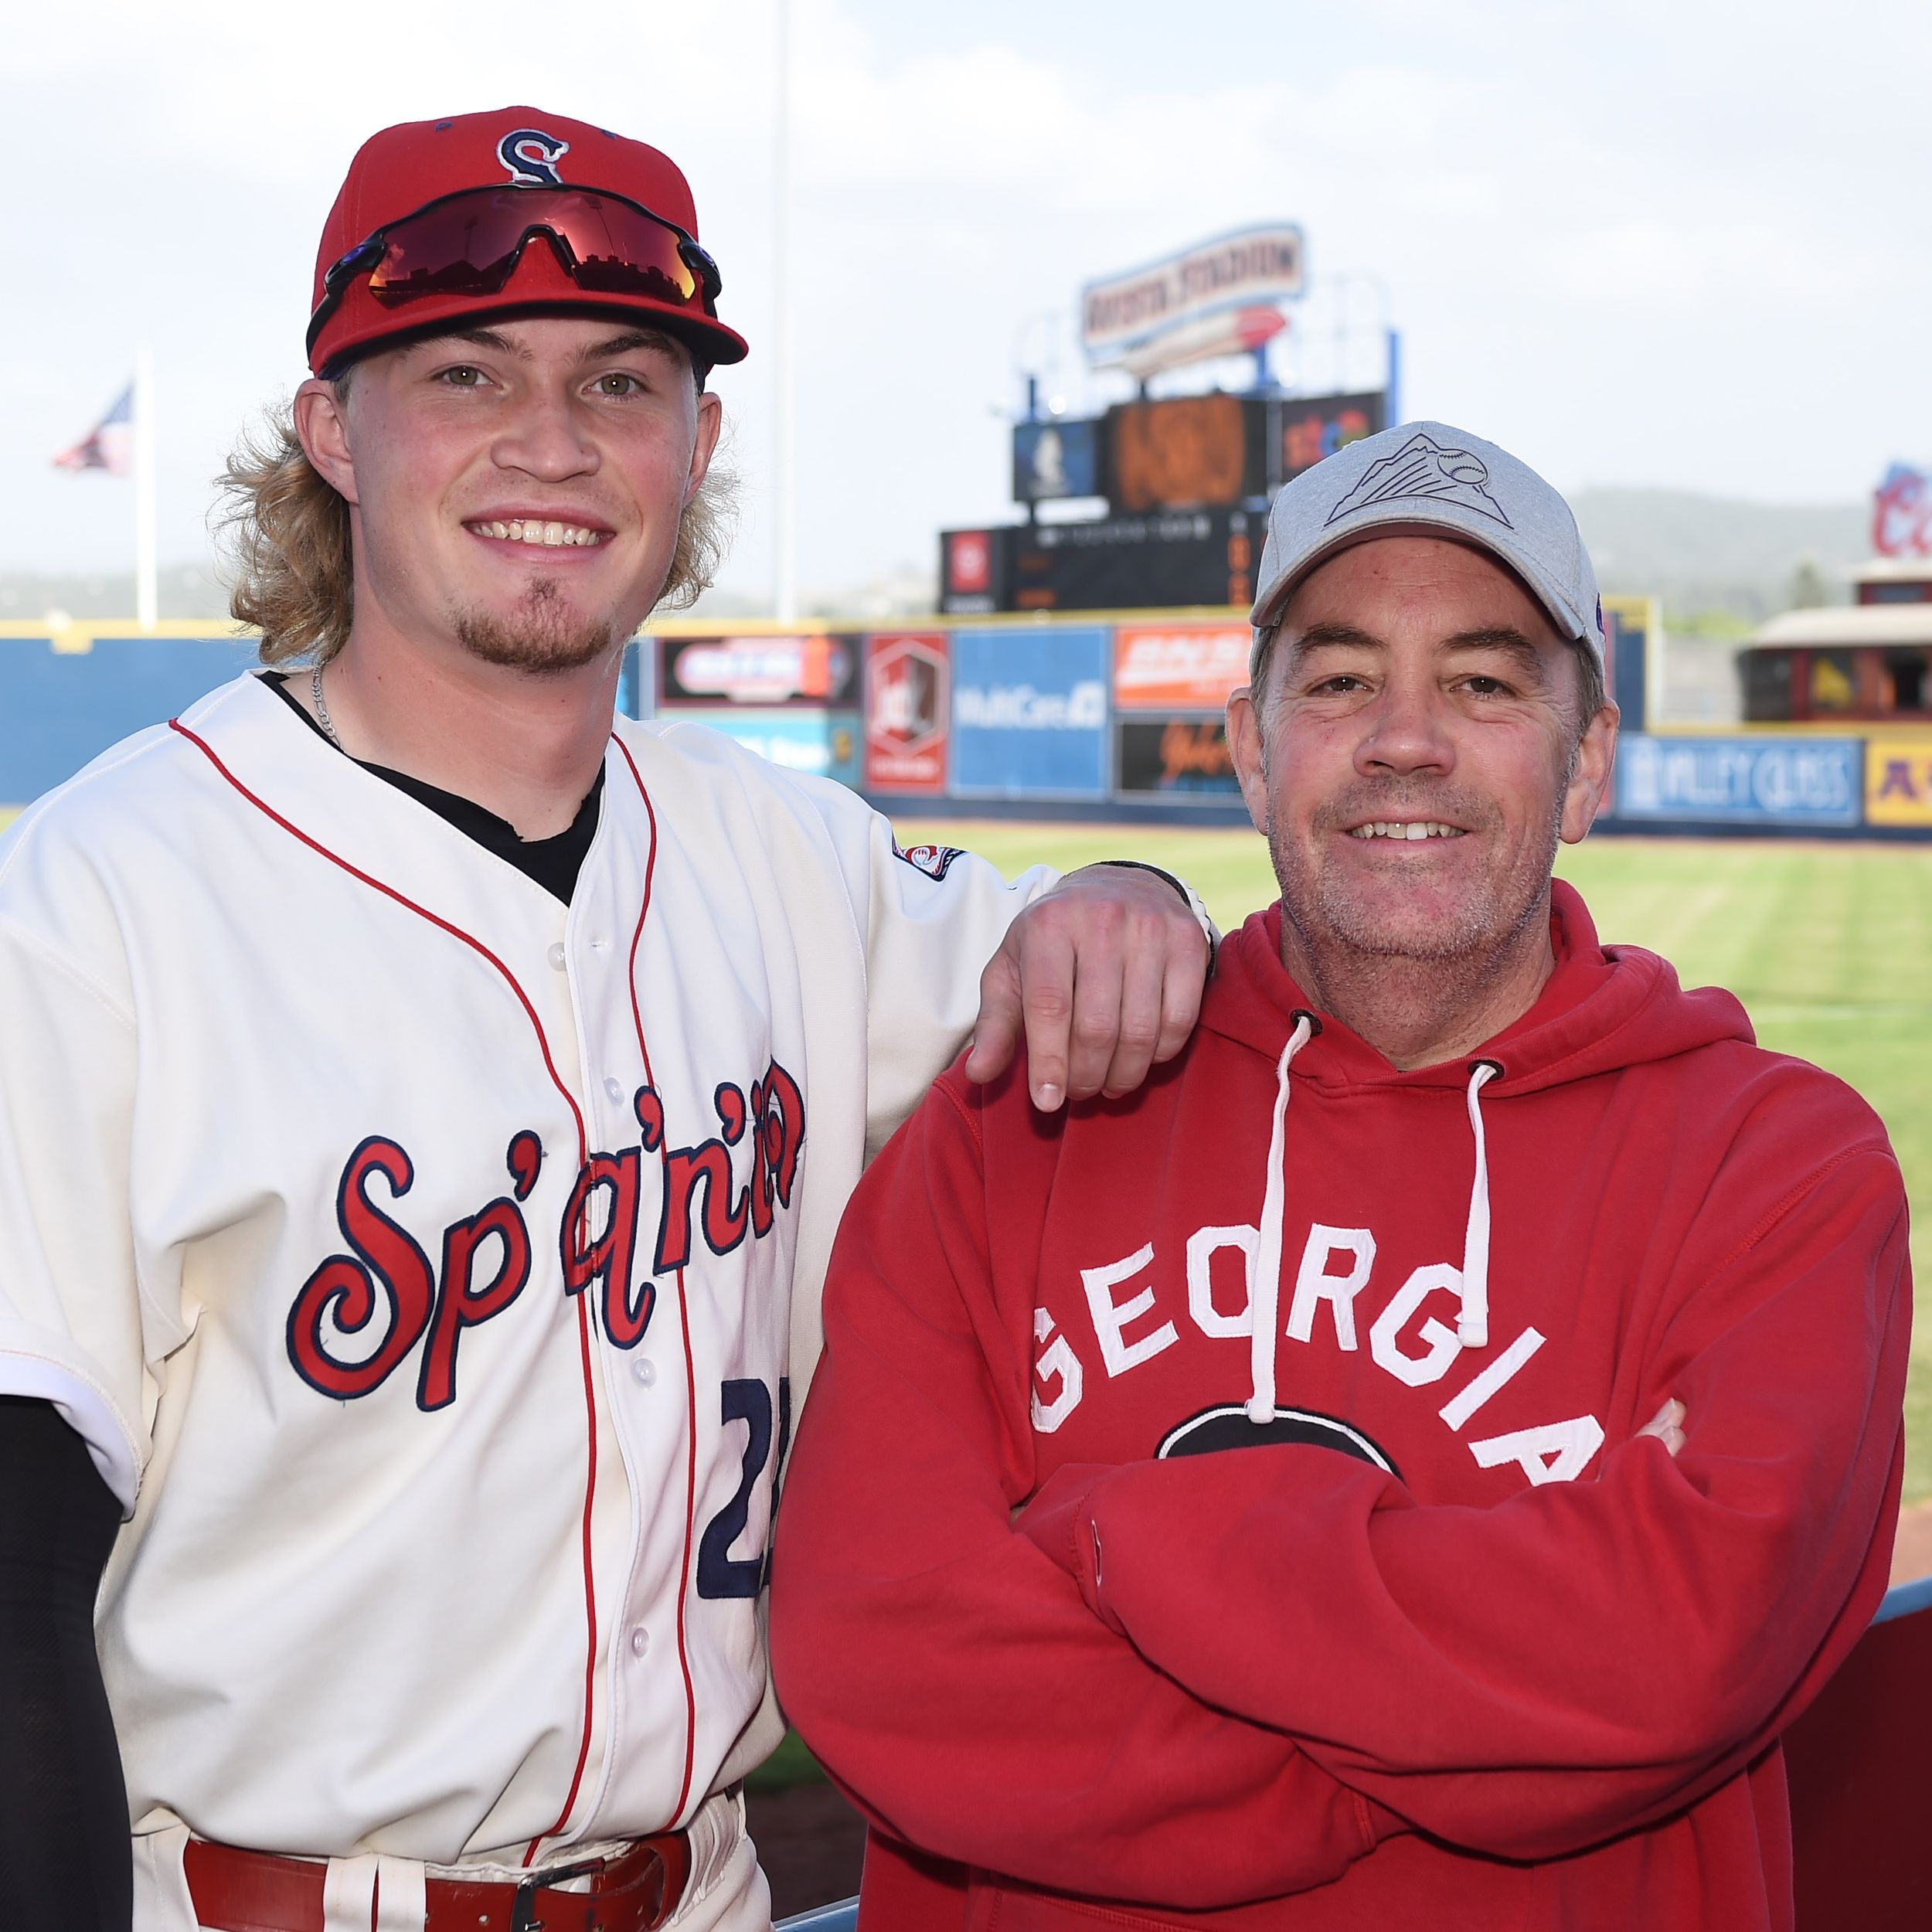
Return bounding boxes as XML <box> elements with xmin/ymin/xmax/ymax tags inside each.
<box><xmin>183</xmin><ymin>1832</ymin><xmax>692</xmax><ymax>1932</ymax></box>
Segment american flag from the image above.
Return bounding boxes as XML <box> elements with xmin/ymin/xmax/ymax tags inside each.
<box><xmin>53</xmin><ymin>383</ymin><xmax>134</xmax><ymax>476</ymax></box>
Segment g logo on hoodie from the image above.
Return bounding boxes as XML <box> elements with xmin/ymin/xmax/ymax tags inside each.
<box><xmin>1158</xmin><ymin>1401</ymin><xmax>1401</xmax><ymax>1477</ymax></box>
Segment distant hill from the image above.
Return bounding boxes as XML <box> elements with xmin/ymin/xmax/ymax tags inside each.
<box><xmin>1568</xmin><ymin>488</ymin><xmax>1870</xmax><ymax>628</ymax></box>
<box><xmin>0</xmin><ymin>491</ymin><xmax>1876</xmax><ymax>634</ymax></box>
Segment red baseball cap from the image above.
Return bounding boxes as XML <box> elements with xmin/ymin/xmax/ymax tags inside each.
<box><xmin>307</xmin><ymin>105</ymin><xmax>748</xmax><ymax>376</ymax></box>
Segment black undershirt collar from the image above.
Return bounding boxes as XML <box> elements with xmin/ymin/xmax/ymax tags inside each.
<box><xmin>260</xmin><ymin>672</ymin><xmax>602</xmax><ymax>905</ymax></box>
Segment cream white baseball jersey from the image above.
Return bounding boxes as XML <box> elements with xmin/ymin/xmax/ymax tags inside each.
<box><xmin>0</xmin><ymin>672</ymin><xmax>1053</xmax><ymax>1918</ymax></box>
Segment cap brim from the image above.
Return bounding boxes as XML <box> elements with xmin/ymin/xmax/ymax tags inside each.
<box><xmin>311</xmin><ymin>286</ymin><xmax>748</xmax><ymax>379</ymax></box>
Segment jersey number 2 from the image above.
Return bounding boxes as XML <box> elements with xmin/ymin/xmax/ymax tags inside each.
<box><xmin>696</xmin><ymin>1376</ymin><xmax>792</xmax><ymax>1599</ymax></box>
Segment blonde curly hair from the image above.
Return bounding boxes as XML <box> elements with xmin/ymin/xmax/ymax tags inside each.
<box><xmin>216</xmin><ymin>385</ymin><xmax>734</xmax><ymax>665</ymax></box>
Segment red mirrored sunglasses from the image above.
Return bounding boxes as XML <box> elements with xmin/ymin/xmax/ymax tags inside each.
<box><xmin>305</xmin><ymin>185</ymin><xmax>725</xmax><ymax>361</ymax></box>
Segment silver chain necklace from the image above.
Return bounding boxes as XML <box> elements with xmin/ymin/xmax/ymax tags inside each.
<box><xmin>311</xmin><ymin>661</ymin><xmax>343</xmax><ymax>750</ymax></box>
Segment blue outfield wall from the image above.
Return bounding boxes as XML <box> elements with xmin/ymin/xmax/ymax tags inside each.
<box><xmin>5</xmin><ymin>621</ymin><xmax>1930</xmax><ymax>844</ymax></box>
<box><xmin>0</xmin><ymin>632</ymin><xmax>259</xmax><ymax>806</ymax></box>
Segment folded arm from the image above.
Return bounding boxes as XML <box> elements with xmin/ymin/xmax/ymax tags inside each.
<box><xmin>768</xmin><ymin>1076</ymin><xmax>1393</xmax><ymax>1910</ymax></box>
<box><xmin>1018</xmin><ymin>1147</ymin><xmax>1911</xmax><ymax>1859</ymax></box>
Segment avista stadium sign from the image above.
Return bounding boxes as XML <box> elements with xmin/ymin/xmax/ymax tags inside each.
<box><xmin>1081</xmin><ymin>223</ymin><xmax>1305</xmax><ymax>362</ymax></box>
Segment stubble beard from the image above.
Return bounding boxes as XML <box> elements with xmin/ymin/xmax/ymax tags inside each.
<box><xmin>1266</xmin><ymin>764</ymin><xmax>1572</xmax><ymax>972</ymax></box>
<box><xmin>451</xmin><ymin>577</ymin><xmax>616</xmax><ymax>676</ymax></box>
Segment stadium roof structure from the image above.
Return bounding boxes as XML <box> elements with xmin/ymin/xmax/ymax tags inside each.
<box><xmin>1748</xmin><ymin>603</ymin><xmax>1932</xmax><ymax>649</ymax></box>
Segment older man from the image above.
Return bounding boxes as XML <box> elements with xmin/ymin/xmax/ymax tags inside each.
<box><xmin>770</xmin><ymin>422</ymin><xmax>1912</xmax><ymax>1930</ymax></box>
<box><xmin>0</xmin><ymin>107</ymin><xmax>1212</xmax><ymax>1932</ymax></box>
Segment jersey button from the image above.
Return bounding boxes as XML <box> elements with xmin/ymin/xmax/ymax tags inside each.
<box><xmin>630</xmin><ymin>1626</ymin><xmax>650</xmax><ymax>1658</ymax></box>
<box><xmin>604</xmin><ymin>1077</ymin><xmax>624</xmax><ymax>1104</ymax></box>
<box><xmin>632</xmin><ymin>1357</ymin><xmax>657</xmax><ymax>1387</ymax></box>
<box><xmin>546</xmin><ymin>942</ymin><xmax>567</xmax><ymax>972</ymax></box>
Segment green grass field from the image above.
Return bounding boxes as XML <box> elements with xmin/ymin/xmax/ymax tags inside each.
<box><xmin>896</xmin><ymin>820</ymin><xmax>1932</xmax><ymax>1505</ymax></box>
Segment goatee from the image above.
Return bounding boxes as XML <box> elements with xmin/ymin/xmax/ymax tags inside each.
<box><xmin>452</xmin><ymin>580</ymin><xmax>614</xmax><ymax>675</ymax></box>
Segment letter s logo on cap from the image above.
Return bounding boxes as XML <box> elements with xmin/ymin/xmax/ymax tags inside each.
<box><xmin>498</xmin><ymin>128</ymin><xmax>571</xmax><ymax>186</ymax></box>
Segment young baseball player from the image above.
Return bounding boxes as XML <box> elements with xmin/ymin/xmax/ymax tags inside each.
<box><xmin>0</xmin><ymin>109</ymin><xmax>1215</xmax><ymax>1931</ymax></box>
<box><xmin>770</xmin><ymin>423</ymin><xmax>1913</xmax><ymax>1931</ymax></box>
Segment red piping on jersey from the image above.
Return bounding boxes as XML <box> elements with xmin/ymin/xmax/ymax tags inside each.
<box><xmin>164</xmin><ymin>720</ymin><xmax>605</xmax><ymax>1867</ymax></box>
<box><xmin>610</xmin><ymin>735</ymin><xmax>704</xmax><ymax>1828</ymax></box>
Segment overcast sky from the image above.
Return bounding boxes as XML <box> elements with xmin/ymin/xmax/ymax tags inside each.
<box><xmin>6</xmin><ymin>0</ymin><xmax>1925</xmax><ymax>607</ymax></box>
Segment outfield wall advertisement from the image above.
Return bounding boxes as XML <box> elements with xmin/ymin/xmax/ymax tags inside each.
<box><xmin>862</xmin><ymin>633</ymin><xmax>951</xmax><ymax>794</ymax></box>
<box><xmin>1617</xmin><ymin>734</ymin><xmax>1863</xmax><ymax>828</ymax></box>
<box><xmin>1864</xmin><ymin>740</ymin><xmax>1932</xmax><ymax>828</ymax></box>
<box><xmin>949</xmin><ymin>627</ymin><xmax>1110</xmax><ymax>799</ymax></box>
<box><xmin>1111</xmin><ymin>620</ymin><xmax>1249</xmax><ymax>802</ymax></box>
<box><xmin>660</xmin><ymin>632</ymin><xmax>859</xmax><ymax>709</ymax></box>
<box><xmin>676</xmin><ymin>706</ymin><xmax>862</xmax><ymax>789</ymax></box>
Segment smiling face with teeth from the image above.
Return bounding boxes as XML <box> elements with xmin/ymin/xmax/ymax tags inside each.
<box><xmin>294</xmin><ymin>315</ymin><xmax>722</xmax><ymax>677</ymax></box>
<box><xmin>1226</xmin><ymin>535</ymin><xmax>1617</xmax><ymax>1025</ymax></box>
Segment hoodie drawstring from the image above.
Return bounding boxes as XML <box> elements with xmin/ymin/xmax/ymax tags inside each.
<box><xmin>1245</xmin><ymin>1035</ymin><xmax>1503</xmax><ymax>1424</ymax></box>
<box><xmin>1247</xmin><ymin>1012</ymin><xmax>1316</xmax><ymax>1424</ymax></box>
<box><xmin>1458</xmin><ymin>1060</ymin><xmax>1501</xmax><ymax>1349</ymax></box>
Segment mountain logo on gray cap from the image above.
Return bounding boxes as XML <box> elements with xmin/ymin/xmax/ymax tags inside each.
<box><xmin>1325</xmin><ymin>431</ymin><xmax>1513</xmax><ymax>530</ymax></box>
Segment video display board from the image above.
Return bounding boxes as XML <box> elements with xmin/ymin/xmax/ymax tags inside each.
<box><xmin>1013</xmin><ymin>419</ymin><xmax>1101</xmax><ymax>504</ymax></box>
<box><xmin>1106</xmin><ymin>393</ymin><xmax>1258</xmax><ymax>512</ymax></box>
<box><xmin>862</xmin><ymin>631</ymin><xmax>951</xmax><ymax>794</ymax></box>
<box><xmin>950</xmin><ymin>627</ymin><xmax>1110</xmax><ymax>800</ymax></box>
<box><xmin>943</xmin><ymin>512</ymin><xmax>1260</xmax><ymax>615</ymax></box>
<box><xmin>1274</xmin><ymin>392</ymin><xmax>1385</xmax><ymax>481</ymax></box>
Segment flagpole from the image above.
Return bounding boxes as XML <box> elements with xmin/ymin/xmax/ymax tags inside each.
<box><xmin>771</xmin><ymin>0</ymin><xmax>797</xmax><ymax>624</ymax></box>
<box><xmin>133</xmin><ymin>345</ymin><xmax>158</xmax><ymax>631</ymax></box>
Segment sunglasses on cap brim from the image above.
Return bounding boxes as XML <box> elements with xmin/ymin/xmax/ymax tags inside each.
<box><xmin>305</xmin><ymin>185</ymin><xmax>726</xmax><ymax>362</ymax></box>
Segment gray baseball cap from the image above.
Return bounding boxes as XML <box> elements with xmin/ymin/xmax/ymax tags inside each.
<box><xmin>1249</xmin><ymin>420</ymin><xmax>1603</xmax><ymax>675</ymax></box>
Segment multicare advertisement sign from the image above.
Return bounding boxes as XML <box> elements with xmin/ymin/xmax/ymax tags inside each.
<box><xmin>950</xmin><ymin>627</ymin><xmax>1110</xmax><ymax>799</ymax></box>
<box><xmin>1112</xmin><ymin>621</ymin><xmax>1250</xmax><ymax>712</ymax></box>
<box><xmin>660</xmin><ymin>631</ymin><xmax>859</xmax><ymax>708</ymax></box>
<box><xmin>1617</xmin><ymin>734</ymin><xmax>1862</xmax><ymax>828</ymax></box>
<box><xmin>1864</xmin><ymin>740</ymin><xmax>1932</xmax><ymax>827</ymax></box>
<box><xmin>863</xmin><ymin>631</ymin><xmax>951</xmax><ymax>794</ymax></box>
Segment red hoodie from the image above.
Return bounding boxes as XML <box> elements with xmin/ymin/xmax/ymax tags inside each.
<box><xmin>769</xmin><ymin>882</ymin><xmax>1911</xmax><ymax>1932</ymax></box>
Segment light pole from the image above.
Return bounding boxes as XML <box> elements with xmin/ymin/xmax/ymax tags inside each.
<box><xmin>134</xmin><ymin>345</ymin><xmax>158</xmax><ymax>631</ymax></box>
<box><xmin>1325</xmin><ymin>271</ymin><xmax>1399</xmax><ymax>424</ymax></box>
<box><xmin>771</xmin><ymin>0</ymin><xmax>797</xmax><ymax>623</ymax></box>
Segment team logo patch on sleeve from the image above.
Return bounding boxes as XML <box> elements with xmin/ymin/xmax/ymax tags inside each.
<box><xmin>893</xmin><ymin>842</ymin><xmax>965</xmax><ymax>882</ymax></box>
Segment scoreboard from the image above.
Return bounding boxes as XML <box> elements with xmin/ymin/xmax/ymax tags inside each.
<box><xmin>968</xmin><ymin>389</ymin><xmax>1385</xmax><ymax>614</ymax></box>
<box><xmin>940</xmin><ymin>509</ymin><xmax>1257</xmax><ymax>616</ymax></box>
